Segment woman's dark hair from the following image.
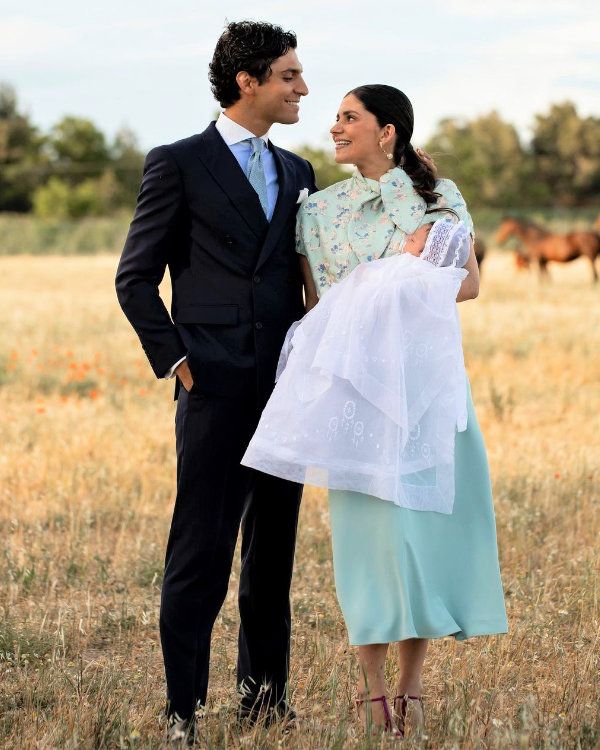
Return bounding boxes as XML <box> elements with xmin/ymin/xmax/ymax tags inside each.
<box><xmin>348</xmin><ymin>84</ymin><xmax>440</xmax><ymax>205</ymax></box>
<box><xmin>209</xmin><ymin>21</ymin><xmax>297</xmax><ymax>108</ymax></box>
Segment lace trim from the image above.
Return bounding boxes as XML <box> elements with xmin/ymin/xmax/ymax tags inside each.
<box><xmin>421</xmin><ymin>220</ymin><xmax>456</xmax><ymax>266</ymax></box>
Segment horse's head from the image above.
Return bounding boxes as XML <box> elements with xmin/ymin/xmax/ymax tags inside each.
<box><xmin>495</xmin><ymin>217</ymin><xmax>520</xmax><ymax>245</ymax></box>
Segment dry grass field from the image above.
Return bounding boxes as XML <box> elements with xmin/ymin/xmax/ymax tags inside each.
<box><xmin>0</xmin><ymin>251</ymin><xmax>598</xmax><ymax>749</ymax></box>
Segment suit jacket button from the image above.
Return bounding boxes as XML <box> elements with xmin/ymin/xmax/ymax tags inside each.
<box><xmin>255</xmin><ymin>321</ymin><xmax>263</xmax><ymax>330</ymax></box>
<box><xmin>253</xmin><ymin>275</ymin><xmax>261</xmax><ymax>283</ymax></box>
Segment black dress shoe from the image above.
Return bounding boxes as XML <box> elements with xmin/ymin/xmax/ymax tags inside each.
<box><xmin>165</xmin><ymin>714</ymin><xmax>196</xmax><ymax>746</ymax></box>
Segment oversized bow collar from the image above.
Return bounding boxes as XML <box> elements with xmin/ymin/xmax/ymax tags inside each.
<box><xmin>351</xmin><ymin>167</ymin><xmax>427</xmax><ymax>233</ymax></box>
<box><xmin>341</xmin><ymin>167</ymin><xmax>428</xmax><ymax>262</ymax></box>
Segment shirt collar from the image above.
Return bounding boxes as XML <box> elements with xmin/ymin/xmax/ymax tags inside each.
<box><xmin>215</xmin><ymin>112</ymin><xmax>270</xmax><ymax>147</ymax></box>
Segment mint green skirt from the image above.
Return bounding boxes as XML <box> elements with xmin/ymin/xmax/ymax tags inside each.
<box><xmin>328</xmin><ymin>384</ymin><xmax>508</xmax><ymax>645</ymax></box>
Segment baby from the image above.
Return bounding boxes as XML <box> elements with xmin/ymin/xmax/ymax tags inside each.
<box><xmin>403</xmin><ymin>218</ymin><xmax>471</xmax><ymax>268</ymax></box>
<box><xmin>243</xmin><ymin>216</ymin><xmax>471</xmax><ymax>514</ymax></box>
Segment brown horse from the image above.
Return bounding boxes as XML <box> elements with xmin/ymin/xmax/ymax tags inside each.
<box><xmin>495</xmin><ymin>217</ymin><xmax>600</xmax><ymax>283</ymax></box>
<box><xmin>513</xmin><ymin>250</ymin><xmax>531</xmax><ymax>270</ymax></box>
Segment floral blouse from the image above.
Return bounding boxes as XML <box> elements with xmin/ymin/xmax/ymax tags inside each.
<box><xmin>296</xmin><ymin>166</ymin><xmax>474</xmax><ymax>296</ymax></box>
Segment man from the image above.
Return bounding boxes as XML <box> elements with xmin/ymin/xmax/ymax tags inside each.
<box><xmin>115</xmin><ymin>20</ymin><xmax>316</xmax><ymax>743</ymax></box>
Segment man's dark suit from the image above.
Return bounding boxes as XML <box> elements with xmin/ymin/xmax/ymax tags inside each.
<box><xmin>115</xmin><ymin>122</ymin><xmax>317</xmax><ymax>719</ymax></box>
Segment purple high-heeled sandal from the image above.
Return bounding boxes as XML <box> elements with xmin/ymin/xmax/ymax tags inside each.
<box><xmin>355</xmin><ymin>695</ymin><xmax>402</xmax><ymax>737</ymax></box>
<box><xmin>392</xmin><ymin>694</ymin><xmax>425</xmax><ymax>737</ymax></box>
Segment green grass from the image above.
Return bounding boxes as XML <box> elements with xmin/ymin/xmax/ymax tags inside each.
<box><xmin>0</xmin><ymin>213</ymin><xmax>130</xmax><ymax>255</ymax></box>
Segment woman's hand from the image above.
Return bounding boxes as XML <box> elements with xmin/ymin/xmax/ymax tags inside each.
<box><xmin>415</xmin><ymin>148</ymin><xmax>438</xmax><ymax>179</ymax></box>
<box><xmin>456</xmin><ymin>240</ymin><xmax>480</xmax><ymax>302</ymax></box>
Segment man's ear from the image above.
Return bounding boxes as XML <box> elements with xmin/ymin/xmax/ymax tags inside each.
<box><xmin>235</xmin><ymin>71</ymin><xmax>257</xmax><ymax>97</ymax></box>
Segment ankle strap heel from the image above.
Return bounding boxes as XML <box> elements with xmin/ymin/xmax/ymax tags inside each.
<box><xmin>392</xmin><ymin>694</ymin><xmax>425</xmax><ymax>737</ymax></box>
<box><xmin>355</xmin><ymin>695</ymin><xmax>402</xmax><ymax>737</ymax></box>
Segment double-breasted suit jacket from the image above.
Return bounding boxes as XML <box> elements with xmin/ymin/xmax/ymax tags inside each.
<box><xmin>116</xmin><ymin>121</ymin><xmax>317</xmax><ymax>406</ymax></box>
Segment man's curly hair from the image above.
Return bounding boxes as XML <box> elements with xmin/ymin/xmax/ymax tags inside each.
<box><xmin>209</xmin><ymin>21</ymin><xmax>297</xmax><ymax>108</ymax></box>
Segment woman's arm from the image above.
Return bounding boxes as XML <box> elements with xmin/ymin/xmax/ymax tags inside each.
<box><xmin>300</xmin><ymin>255</ymin><xmax>319</xmax><ymax>311</ymax></box>
<box><xmin>456</xmin><ymin>240</ymin><xmax>480</xmax><ymax>302</ymax></box>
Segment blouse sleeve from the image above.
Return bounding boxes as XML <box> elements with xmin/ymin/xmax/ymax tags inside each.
<box><xmin>295</xmin><ymin>201</ymin><xmax>310</xmax><ymax>256</ymax></box>
<box><xmin>431</xmin><ymin>179</ymin><xmax>475</xmax><ymax>238</ymax></box>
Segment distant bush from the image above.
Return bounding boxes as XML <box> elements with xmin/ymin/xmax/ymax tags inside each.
<box><xmin>33</xmin><ymin>170</ymin><xmax>122</xmax><ymax>219</ymax></box>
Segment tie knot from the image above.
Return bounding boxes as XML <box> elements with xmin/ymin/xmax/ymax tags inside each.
<box><xmin>248</xmin><ymin>137</ymin><xmax>266</xmax><ymax>155</ymax></box>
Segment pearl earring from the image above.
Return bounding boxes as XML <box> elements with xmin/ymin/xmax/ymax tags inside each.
<box><xmin>379</xmin><ymin>141</ymin><xmax>394</xmax><ymax>161</ymax></box>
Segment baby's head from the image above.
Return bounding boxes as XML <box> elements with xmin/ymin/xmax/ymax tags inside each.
<box><xmin>404</xmin><ymin>223</ymin><xmax>434</xmax><ymax>257</ymax></box>
<box><xmin>404</xmin><ymin>219</ymin><xmax>471</xmax><ymax>268</ymax></box>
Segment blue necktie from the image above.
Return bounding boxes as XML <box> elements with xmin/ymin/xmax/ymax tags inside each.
<box><xmin>245</xmin><ymin>137</ymin><xmax>269</xmax><ymax>217</ymax></box>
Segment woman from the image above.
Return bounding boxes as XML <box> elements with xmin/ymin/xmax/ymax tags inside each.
<box><xmin>254</xmin><ymin>84</ymin><xmax>508</xmax><ymax>737</ymax></box>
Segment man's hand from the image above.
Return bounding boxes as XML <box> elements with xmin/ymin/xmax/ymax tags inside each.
<box><xmin>175</xmin><ymin>360</ymin><xmax>194</xmax><ymax>392</ymax></box>
<box><xmin>415</xmin><ymin>147</ymin><xmax>438</xmax><ymax>178</ymax></box>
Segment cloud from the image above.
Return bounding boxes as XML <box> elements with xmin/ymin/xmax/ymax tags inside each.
<box><xmin>0</xmin><ymin>18</ymin><xmax>74</xmax><ymax>60</ymax></box>
<box><xmin>407</xmin><ymin>15</ymin><xmax>600</xmax><ymax>145</ymax></box>
<box><xmin>443</xmin><ymin>0</ymin><xmax>591</xmax><ymax>16</ymax></box>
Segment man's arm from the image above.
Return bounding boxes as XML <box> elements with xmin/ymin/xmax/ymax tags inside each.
<box><xmin>456</xmin><ymin>241</ymin><xmax>480</xmax><ymax>302</ymax></box>
<box><xmin>115</xmin><ymin>146</ymin><xmax>188</xmax><ymax>379</ymax></box>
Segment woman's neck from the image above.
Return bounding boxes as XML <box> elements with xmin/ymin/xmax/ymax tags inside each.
<box><xmin>356</xmin><ymin>155</ymin><xmax>396</xmax><ymax>181</ymax></box>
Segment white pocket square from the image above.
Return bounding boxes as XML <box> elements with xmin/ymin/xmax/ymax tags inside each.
<box><xmin>296</xmin><ymin>188</ymin><xmax>309</xmax><ymax>204</ymax></box>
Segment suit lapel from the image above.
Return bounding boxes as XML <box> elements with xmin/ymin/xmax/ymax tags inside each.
<box><xmin>197</xmin><ymin>122</ymin><xmax>269</xmax><ymax>239</ymax></box>
<box><xmin>255</xmin><ymin>144</ymin><xmax>297</xmax><ymax>270</ymax></box>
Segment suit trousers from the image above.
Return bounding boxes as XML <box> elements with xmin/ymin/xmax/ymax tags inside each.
<box><xmin>159</xmin><ymin>385</ymin><xmax>302</xmax><ymax>719</ymax></box>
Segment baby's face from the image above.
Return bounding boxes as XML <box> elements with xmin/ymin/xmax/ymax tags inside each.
<box><xmin>404</xmin><ymin>223</ymin><xmax>434</xmax><ymax>257</ymax></box>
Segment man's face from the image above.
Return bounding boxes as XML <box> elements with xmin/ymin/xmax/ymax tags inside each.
<box><xmin>253</xmin><ymin>48</ymin><xmax>308</xmax><ymax>124</ymax></box>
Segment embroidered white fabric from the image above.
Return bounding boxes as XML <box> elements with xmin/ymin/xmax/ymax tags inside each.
<box><xmin>420</xmin><ymin>218</ymin><xmax>471</xmax><ymax>268</ymax></box>
<box><xmin>242</xmin><ymin>251</ymin><xmax>469</xmax><ymax>514</ymax></box>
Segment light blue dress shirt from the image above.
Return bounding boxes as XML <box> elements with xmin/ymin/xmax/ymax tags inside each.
<box><xmin>215</xmin><ymin>112</ymin><xmax>279</xmax><ymax>221</ymax></box>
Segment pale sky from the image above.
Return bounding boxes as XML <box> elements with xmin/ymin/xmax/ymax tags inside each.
<box><xmin>1</xmin><ymin>0</ymin><xmax>599</xmax><ymax>154</ymax></box>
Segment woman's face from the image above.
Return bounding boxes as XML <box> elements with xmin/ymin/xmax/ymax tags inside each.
<box><xmin>330</xmin><ymin>94</ymin><xmax>393</xmax><ymax>165</ymax></box>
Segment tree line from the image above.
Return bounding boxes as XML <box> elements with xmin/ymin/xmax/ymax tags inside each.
<box><xmin>1</xmin><ymin>81</ymin><xmax>598</xmax><ymax>218</ymax></box>
<box><xmin>0</xmin><ymin>83</ymin><xmax>145</xmax><ymax>218</ymax></box>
